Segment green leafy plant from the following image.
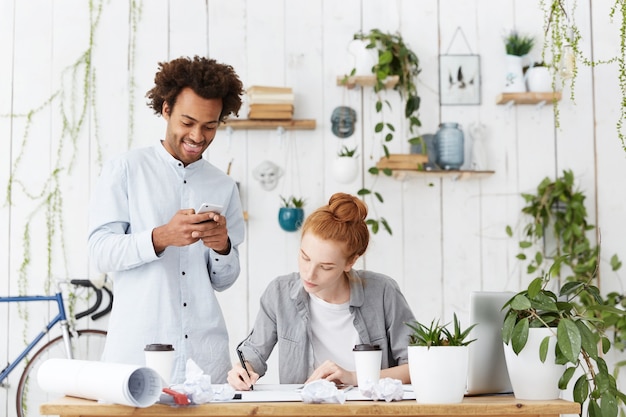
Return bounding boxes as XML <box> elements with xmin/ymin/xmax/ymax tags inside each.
<box><xmin>342</xmin><ymin>28</ymin><xmax>422</xmax><ymax>235</ymax></box>
<box><xmin>337</xmin><ymin>145</ymin><xmax>357</xmax><ymax>157</ymax></box>
<box><xmin>539</xmin><ymin>1</ymin><xmax>626</xmax><ymax>146</ymax></box>
<box><xmin>505</xmin><ymin>170</ymin><xmax>623</xmax><ymax>349</ymax></box>
<box><xmin>280</xmin><ymin>195</ymin><xmax>305</xmax><ymax>209</ymax></box>
<box><xmin>504</xmin><ymin>30</ymin><xmax>536</xmax><ymax>56</ymax></box>
<box><xmin>502</xmin><ymin>259</ymin><xmax>626</xmax><ymax>417</ymax></box>
<box><xmin>406</xmin><ymin>314</ymin><xmax>477</xmax><ymax>348</ymax></box>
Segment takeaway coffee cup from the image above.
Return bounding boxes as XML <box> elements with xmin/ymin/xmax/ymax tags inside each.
<box><xmin>353</xmin><ymin>344</ymin><xmax>382</xmax><ymax>388</ymax></box>
<box><xmin>144</xmin><ymin>344</ymin><xmax>175</xmax><ymax>387</ymax></box>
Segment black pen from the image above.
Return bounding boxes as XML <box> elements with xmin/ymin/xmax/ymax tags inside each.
<box><xmin>236</xmin><ymin>348</ymin><xmax>254</xmax><ymax>390</ymax></box>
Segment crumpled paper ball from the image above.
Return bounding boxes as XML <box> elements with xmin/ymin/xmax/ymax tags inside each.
<box><xmin>300</xmin><ymin>380</ymin><xmax>346</xmax><ymax>404</ymax></box>
<box><xmin>358</xmin><ymin>378</ymin><xmax>404</xmax><ymax>402</ymax></box>
<box><xmin>169</xmin><ymin>359</ymin><xmax>234</xmax><ymax>404</ymax></box>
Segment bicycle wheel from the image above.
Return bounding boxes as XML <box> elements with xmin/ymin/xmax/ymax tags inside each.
<box><xmin>16</xmin><ymin>329</ymin><xmax>107</xmax><ymax>417</ymax></box>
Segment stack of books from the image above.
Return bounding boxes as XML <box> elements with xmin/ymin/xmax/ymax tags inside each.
<box><xmin>247</xmin><ymin>85</ymin><xmax>295</xmax><ymax>120</ymax></box>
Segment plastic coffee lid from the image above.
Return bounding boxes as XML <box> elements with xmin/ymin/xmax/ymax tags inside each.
<box><xmin>353</xmin><ymin>343</ymin><xmax>381</xmax><ymax>351</ymax></box>
<box><xmin>144</xmin><ymin>344</ymin><xmax>174</xmax><ymax>351</ymax></box>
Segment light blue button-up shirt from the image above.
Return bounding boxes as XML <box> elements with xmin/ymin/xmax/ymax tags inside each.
<box><xmin>88</xmin><ymin>143</ymin><xmax>245</xmax><ymax>384</ymax></box>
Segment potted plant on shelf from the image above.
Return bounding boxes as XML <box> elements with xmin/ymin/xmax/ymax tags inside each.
<box><xmin>278</xmin><ymin>195</ymin><xmax>305</xmax><ymax>232</ymax></box>
<box><xmin>503</xmin><ymin>30</ymin><xmax>535</xmax><ymax>93</ymax></box>
<box><xmin>405</xmin><ymin>314</ymin><xmax>477</xmax><ymax>404</ymax></box>
<box><xmin>341</xmin><ymin>28</ymin><xmax>422</xmax><ymax>235</ymax></box>
<box><xmin>525</xmin><ymin>61</ymin><xmax>553</xmax><ymax>92</ymax></box>
<box><xmin>501</xmin><ymin>259</ymin><xmax>626</xmax><ymax>413</ymax></box>
<box><xmin>332</xmin><ymin>145</ymin><xmax>359</xmax><ymax>184</ymax></box>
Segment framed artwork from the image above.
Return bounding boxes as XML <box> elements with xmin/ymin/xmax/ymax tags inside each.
<box><xmin>439</xmin><ymin>54</ymin><xmax>481</xmax><ymax>105</ymax></box>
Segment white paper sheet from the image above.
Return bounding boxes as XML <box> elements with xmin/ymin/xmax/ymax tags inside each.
<box><xmin>37</xmin><ymin>358</ymin><xmax>162</xmax><ymax>407</ymax></box>
<box><xmin>232</xmin><ymin>384</ymin><xmax>416</xmax><ymax>402</ymax></box>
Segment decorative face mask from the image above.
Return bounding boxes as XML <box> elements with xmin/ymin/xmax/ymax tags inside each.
<box><xmin>253</xmin><ymin>160</ymin><xmax>283</xmax><ymax>191</ymax></box>
<box><xmin>331</xmin><ymin>106</ymin><xmax>357</xmax><ymax>138</ymax></box>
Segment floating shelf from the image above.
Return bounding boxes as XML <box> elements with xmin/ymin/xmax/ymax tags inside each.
<box><xmin>388</xmin><ymin>169</ymin><xmax>495</xmax><ymax>181</ymax></box>
<box><xmin>496</xmin><ymin>92</ymin><xmax>562</xmax><ymax>105</ymax></box>
<box><xmin>220</xmin><ymin>119</ymin><xmax>316</xmax><ymax>130</ymax></box>
<box><xmin>336</xmin><ymin>75</ymin><xmax>399</xmax><ymax>89</ymax></box>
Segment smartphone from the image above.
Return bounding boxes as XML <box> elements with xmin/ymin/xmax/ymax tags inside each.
<box><xmin>197</xmin><ymin>203</ymin><xmax>223</xmax><ymax>214</ymax></box>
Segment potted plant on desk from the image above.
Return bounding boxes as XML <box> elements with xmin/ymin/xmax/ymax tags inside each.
<box><xmin>501</xmin><ymin>258</ymin><xmax>626</xmax><ymax>414</ymax></box>
<box><xmin>405</xmin><ymin>314</ymin><xmax>477</xmax><ymax>404</ymax></box>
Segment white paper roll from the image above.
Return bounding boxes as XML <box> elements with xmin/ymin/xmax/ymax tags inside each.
<box><xmin>37</xmin><ymin>358</ymin><xmax>162</xmax><ymax>407</ymax></box>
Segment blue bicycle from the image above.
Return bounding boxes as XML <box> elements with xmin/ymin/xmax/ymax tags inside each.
<box><xmin>0</xmin><ymin>278</ymin><xmax>112</xmax><ymax>417</ymax></box>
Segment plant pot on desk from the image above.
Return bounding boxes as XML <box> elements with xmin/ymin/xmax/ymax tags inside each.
<box><xmin>408</xmin><ymin>345</ymin><xmax>469</xmax><ymax>404</ymax></box>
<box><xmin>503</xmin><ymin>327</ymin><xmax>564</xmax><ymax>400</ymax></box>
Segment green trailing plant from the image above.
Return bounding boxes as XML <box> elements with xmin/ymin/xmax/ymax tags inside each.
<box><xmin>406</xmin><ymin>313</ymin><xmax>477</xmax><ymax>348</ymax></box>
<box><xmin>343</xmin><ymin>28</ymin><xmax>422</xmax><ymax>235</ymax></box>
<box><xmin>2</xmin><ymin>0</ymin><xmax>142</xmax><ymax>376</ymax></box>
<box><xmin>504</xmin><ymin>30</ymin><xmax>536</xmax><ymax>56</ymax></box>
<box><xmin>337</xmin><ymin>145</ymin><xmax>358</xmax><ymax>157</ymax></box>
<box><xmin>539</xmin><ymin>0</ymin><xmax>626</xmax><ymax>147</ymax></box>
<box><xmin>502</xmin><ymin>259</ymin><xmax>626</xmax><ymax>417</ymax></box>
<box><xmin>506</xmin><ymin>170</ymin><xmax>626</xmax><ymax>392</ymax></box>
<box><xmin>280</xmin><ymin>195</ymin><xmax>306</xmax><ymax>209</ymax></box>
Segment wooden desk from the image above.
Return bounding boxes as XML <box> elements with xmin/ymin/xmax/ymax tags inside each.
<box><xmin>42</xmin><ymin>395</ymin><xmax>580</xmax><ymax>417</ymax></box>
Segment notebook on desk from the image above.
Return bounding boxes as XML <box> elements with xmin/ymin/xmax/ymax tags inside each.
<box><xmin>465</xmin><ymin>291</ymin><xmax>515</xmax><ymax>396</ymax></box>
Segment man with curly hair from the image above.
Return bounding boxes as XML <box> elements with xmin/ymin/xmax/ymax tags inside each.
<box><xmin>88</xmin><ymin>56</ymin><xmax>245</xmax><ymax>384</ymax></box>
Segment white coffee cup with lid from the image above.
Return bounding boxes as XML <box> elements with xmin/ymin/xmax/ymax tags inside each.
<box><xmin>144</xmin><ymin>344</ymin><xmax>175</xmax><ymax>387</ymax></box>
<box><xmin>353</xmin><ymin>343</ymin><xmax>382</xmax><ymax>388</ymax></box>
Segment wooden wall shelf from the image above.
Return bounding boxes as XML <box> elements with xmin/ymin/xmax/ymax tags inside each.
<box><xmin>336</xmin><ymin>75</ymin><xmax>399</xmax><ymax>89</ymax></box>
<box><xmin>220</xmin><ymin>119</ymin><xmax>316</xmax><ymax>130</ymax></box>
<box><xmin>389</xmin><ymin>170</ymin><xmax>495</xmax><ymax>181</ymax></box>
<box><xmin>496</xmin><ymin>92</ymin><xmax>562</xmax><ymax>105</ymax></box>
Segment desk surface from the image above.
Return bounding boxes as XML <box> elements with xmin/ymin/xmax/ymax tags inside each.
<box><xmin>42</xmin><ymin>395</ymin><xmax>580</xmax><ymax>417</ymax></box>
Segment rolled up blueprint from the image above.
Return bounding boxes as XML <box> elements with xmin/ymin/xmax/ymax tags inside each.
<box><xmin>37</xmin><ymin>358</ymin><xmax>161</xmax><ymax>407</ymax></box>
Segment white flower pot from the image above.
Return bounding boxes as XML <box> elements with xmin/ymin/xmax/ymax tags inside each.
<box><xmin>525</xmin><ymin>66</ymin><xmax>552</xmax><ymax>92</ymax></box>
<box><xmin>408</xmin><ymin>345</ymin><xmax>469</xmax><ymax>404</ymax></box>
<box><xmin>332</xmin><ymin>157</ymin><xmax>359</xmax><ymax>183</ymax></box>
<box><xmin>503</xmin><ymin>327</ymin><xmax>565</xmax><ymax>400</ymax></box>
<box><xmin>503</xmin><ymin>54</ymin><xmax>527</xmax><ymax>93</ymax></box>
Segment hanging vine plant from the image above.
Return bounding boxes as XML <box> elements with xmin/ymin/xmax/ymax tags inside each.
<box><xmin>540</xmin><ymin>0</ymin><xmax>626</xmax><ymax>149</ymax></box>
<box><xmin>3</xmin><ymin>0</ymin><xmax>143</xmax><ymax>342</ymax></box>
<box><xmin>343</xmin><ymin>28</ymin><xmax>422</xmax><ymax>234</ymax></box>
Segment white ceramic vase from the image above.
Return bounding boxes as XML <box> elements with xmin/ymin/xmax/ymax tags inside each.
<box><xmin>408</xmin><ymin>345</ymin><xmax>469</xmax><ymax>404</ymax></box>
<box><xmin>503</xmin><ymin>327</ymin><xmax>565</xmax><ymax>400</ymax></box>
<box><xmin>525</xmin><ymin>66</ymin><xmax>552</xmax><ymax>92</ymax></box>
<box><xmin>332</xmin><ymin>157</ymin><xmax>359</xmax><ymax>183</ymax></box>
<box><xmin>503</xmin><ymin>54</ymin><xmax>527</xmax><ymax>93</ymax></box>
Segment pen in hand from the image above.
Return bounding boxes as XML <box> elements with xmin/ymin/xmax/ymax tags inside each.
<box><xmin>236</xmin><ymin>348</ymin><xmax>254</xmax><ymax>390</ymax></box>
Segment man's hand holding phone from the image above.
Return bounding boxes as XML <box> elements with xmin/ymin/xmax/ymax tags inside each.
<box><xmin>195</xmin><ymin>203</ymin><xmax>223</xmax><ymax>223</ymax></box>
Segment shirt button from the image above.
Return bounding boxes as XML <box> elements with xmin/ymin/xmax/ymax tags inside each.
<box><xmin>182</xmin><ymin>271</ymin><xmax>186</xmax><ymax>276</ymax></box>
<box><xmin>183</xmin><ymin>302</ymin><xmax>187</xmax><ymax>307</ymax></box>
<box><xmin>184</xmin><ymin>180</ymin><xmax>187</xmax><ymax>184</ymax></box>
<box><xmin>185</xmin><ymin>335</ymin><xmax>188</xmax><ymax>339</ymax></box>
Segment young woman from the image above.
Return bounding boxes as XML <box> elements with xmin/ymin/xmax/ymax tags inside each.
<box><xmin>227</xmin><ymin>193</ymin><xmax>415</xmax><ymax>390</ymax></box>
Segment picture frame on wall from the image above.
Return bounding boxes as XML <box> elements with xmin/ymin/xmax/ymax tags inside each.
<box><xmin>439</xmin><ymin>54</ymin><xmax>481</xmax><ymax>105</ymax></box>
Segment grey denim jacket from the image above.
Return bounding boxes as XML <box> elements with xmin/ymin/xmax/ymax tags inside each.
<box><xmin>238</xmin><ymin>269</ymin><xmax>416</xmax><ymax>383</ymax></box>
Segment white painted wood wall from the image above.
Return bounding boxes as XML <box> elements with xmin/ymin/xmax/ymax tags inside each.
<box><xmin>1</xmin><ymin>0</ymin><xmax>625</xmax><ymax>415</ymax></box>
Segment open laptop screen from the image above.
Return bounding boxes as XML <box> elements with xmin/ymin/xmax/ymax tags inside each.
<box><xmin>465</xmin><ymin>291</ymin><xmax>515</xmax><ymax>396</ymax></box>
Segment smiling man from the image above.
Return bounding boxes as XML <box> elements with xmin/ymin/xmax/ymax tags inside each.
<box><xmin>88</xmin><ymin>56</ymin><xmax>245</xmax><ymax>384</ymax></box>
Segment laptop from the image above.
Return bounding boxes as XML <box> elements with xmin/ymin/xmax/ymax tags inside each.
<box><xmin>465</xmin><ymin>291</ymin><xmax>515</xmax><ymax>396</ymax></box>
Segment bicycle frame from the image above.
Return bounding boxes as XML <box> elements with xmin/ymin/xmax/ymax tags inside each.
<box><xmin>0</xmin><ymin>285</ymin><xmax>73</xmax><ymax>386</ymax></box>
